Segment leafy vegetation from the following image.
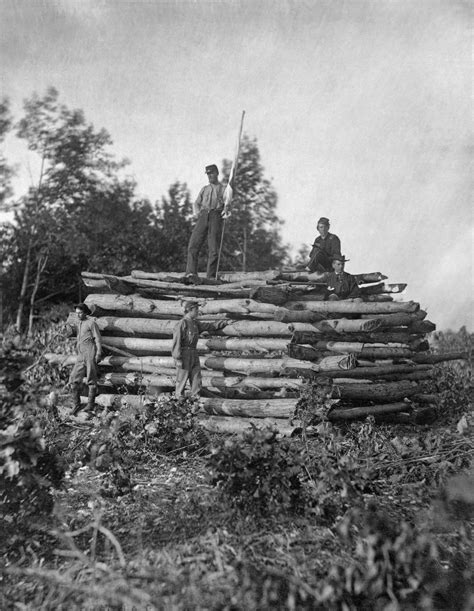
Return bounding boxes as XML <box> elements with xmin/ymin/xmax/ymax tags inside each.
<box><xmin>1</xmin><ymin>328</ymin><xmax>472</xmax><ymax>609</ymax></box>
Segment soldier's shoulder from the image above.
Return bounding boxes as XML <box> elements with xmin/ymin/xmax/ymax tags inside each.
<box><xmin>328</xmin><ymin>233</ymin><xmax>340</xmax><ymax>240</ymax></box>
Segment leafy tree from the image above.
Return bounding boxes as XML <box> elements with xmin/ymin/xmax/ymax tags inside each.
<box><xmin>0</xmin><ymin>98</ymin><xmax>14</xmax><ymax>212</ymax></box>
<box><xmin>219</xmin><ymin>135</ymin><xmax>289</xmax><ymax>271</ymax></box>
<box><xmin>1</xmin><ymin>88</ymin><xmax>155</xmax><ymax>332</ymax></box>
<box><xmin>151</xmin><ymin>181</ymin><xmax>194</xmax><ymax>271</ymax></box>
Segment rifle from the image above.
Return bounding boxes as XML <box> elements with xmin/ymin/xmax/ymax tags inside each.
<box><xmin>215</xmin><ymin>110</ymin><xmax>245</xmax><ymax>279</ymax></box>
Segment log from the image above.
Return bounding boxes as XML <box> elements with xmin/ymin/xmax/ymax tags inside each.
<box><xmin>407</xmin><ymin>321</ymin><xmax>436</xmax><ymax>333</ymax></box>
<box><xmin>332</xmin><ymin>380</ymin><xmax>421</xmax><ymax>402</ymax></box>
<box><xmin>291</xmin><ymin>330</ymin><xmax>425</xmax><ymax>345</ymax></box>
<box><xmin>361</xmin><ymin>311</ymin><xmax>427</xmax><ymax>327</ymax></box>
<box><xmin>131</xmin><ymin>269</ymin><xmax>283</xmax><ymax>283</ymax></box>
<box><xmin>101</xmin><ymin>336</ymin><xmax>289</xmax><ymax>355</ymax></box>
<box><xmin>290</xmin><ymin>319</ymin><xmax>382</xmax><ymax>333</ymax></box>
<box><xmin>201</xmin><ymin>397</ymin><xmax>298</xmax><ymax>418</ymax></box>
<box><xmin>285</xmin><ymin>300</ymin><xmax>419</xmax><ymax>314</ymax></box>
<box><xmin>274</xmin><ymin>309</ymin><xmax>328</xmax><ymax>323</ymax></box>
<box><xmin>328</xmin><ymin>402</ymin><xmax>412</xmax><ymax>421</ymax></box>
<box><xmin>360</xmin><ymin>283</ymin><xmax>407</xmax><ymax>295</ymax></box>
<box><xmin>408</xmin><ymin>352</ymin><xmax>467</xmax><ymax>364</ymax></box>
<box><xmin>49</xmin><ymin>353</ymin><xmax>354</xmax><ymax>375</ymax></box>
<box><xmin>288</xmin><ymin>343</ymin><xmax>413</xmax><ymax>360</ymax></box>
<box><xmin>84</xmin><ymin>294</ymin><xmax>281</xmax><ymax>317</ymax></box>
<box><xmin>197</xmin><ymin>414</ymin><xmax>298</xmax><ymax>436</ymax></box>
<box><xmin>281</xmin><ymin>363</ymin><xmax>431</xmax><ymax>379</ymax></box>
<box><xmin>98</xmin><ymin>372</ymin><xmax>304</xmax><ymax>391</ymax></box>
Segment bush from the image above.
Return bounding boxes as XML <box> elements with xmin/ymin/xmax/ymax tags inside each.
<box><xmin>207</xmin><ymin>426</ymin><xmax>306</xmax><ymax>515</ymax></box>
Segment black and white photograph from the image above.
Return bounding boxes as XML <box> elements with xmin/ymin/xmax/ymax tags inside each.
<box><xmin>1</xmin><ymin>1</ymin><xmax>472</xmax><ymax>608</ymax></box>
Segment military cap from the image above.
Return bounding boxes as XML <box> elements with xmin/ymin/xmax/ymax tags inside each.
<box><xmin>332</xmin><ymin>254</ymin><xmax>349</xmax><ymax>263</ymax></box>
<box><xmin>184</xmin><ymin>300</ymin><xmax>200</xmax><ymax>312</ymax></box>
<box><xmin>317</xmin><ymin>217</ymin><xmax>330</xmax><ymax>225</ymax></box>
<box><xmin>74</xmin><ymin>303</ymin><xmax>92</xmax><ymax>315</ymax></box>
<box><xmin>205</xmin><ymin>164</ymin><xmax>219</xmax><ymax>174</ymax></box>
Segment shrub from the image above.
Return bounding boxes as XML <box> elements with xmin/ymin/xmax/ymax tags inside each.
<box><xmin>207</xmin><ymin>426</ymin><xmax>306</xmax><ymax>515</ymax></box>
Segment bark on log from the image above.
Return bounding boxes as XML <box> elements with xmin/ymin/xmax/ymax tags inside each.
<box><xmin>328</xmin><ymin>402</ymin><xmax>412</xmax><ymax>421</ymax></box>
<box><xmin>84</xmin><ymin>294</ymin><xmax>281</xmax><ymax>317</ymax></box>
<box><xmin>361</xmin><ymin>311</ymin><xmax>427</xmax><ymax>327</ymax></box>
<box><xmin>407</xmin><ymin>321</ymin><xmax>436</xmax><ymax>333</ymax></box>
<box><xmin>408</xmin><ymin>352</ymin><xmax>467</xmax><ymax>364</ymax></box>
<box><xmin>201</xmin><ymin>397</ymin><xmax>298</xmax><ymax>418</ymax></box>
<box><xmin>281</xmin><ymin>363</ymin><xmax>431</xmax><ymax>379</ymax></box>
<box><xmin>197</xmin><ymin>415</ymin><xmax>298</xmax><ymax>436</ymax></box>
<box><xmin>274</xmin><ymin>309</ymin><xmax>328</xmax><ymax>323</ymax></box>
<box><xmin>291</xmin><ymin>330</ymin><xmax>424</xmax><ymax>345</ymax></box>
<box><xmin>131</xmin><ymin>269</ymin><xmax>282</xmax><ymax>283</ymax></box>
<box><xmin>101</xmin><ymin>335</ymin><xmax>289</xmax><ymax>355</ymax></box>
<box><xmin>360</xmin><ymin>283</ymin><xmax>407</xmax><ymax>295</ymax></box>
<box><xmin>285</xmin><ymin>300</ymin><xmax>419</xmax><ymax>314</ymax></box>
<box><xmin>288</xmin><ymin>344</ymin><xmax>413</xmax><ymax>361</ymax></box>
<box><xmin>290</xmin><ymin>319</ymin><xmax>382</xmax><ymax>333</ymax></box>
<box><xmin>332</xmin><ymin>380</ymin><xmax>420</xmax><ymax>402</ymax></box>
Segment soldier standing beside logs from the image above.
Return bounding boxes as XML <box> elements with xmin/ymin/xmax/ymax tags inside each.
<box><xmin>172</xmin><ymin>301</ymin><xmax>227</xmax><ymax>398</ymax></box>
<box><xmin>326</xmin><ymin>254</ymin><xmax>361</xmax><ymax>301</ymax></box>
<box><xmin>66</xmin><ymin>303</ymin><xmax>102</xmax><ymax>415</ymax></box>
<box><xmin>307</xmin><ymin>217</ymin><xmax>342</xmax><ymax>272</ymax></box>
<box><xmin>185</xmin><ymin>164</ymin><xmax>227</xmax><ymax>281</ymax></box>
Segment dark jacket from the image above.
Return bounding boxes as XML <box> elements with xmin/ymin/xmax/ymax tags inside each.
<box><xmin>326</xmin><ymin>271</ymin><xmax>360</xmax><ymax>299</ymax></box>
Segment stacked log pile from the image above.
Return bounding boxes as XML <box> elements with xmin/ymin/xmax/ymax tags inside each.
<box><xmin>45</xmin><ymin>268</ymin><xmax>466</xmax><ymax>434</ymax></box>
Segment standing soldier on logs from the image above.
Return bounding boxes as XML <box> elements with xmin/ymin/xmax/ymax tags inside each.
<box><xmin>307</xmin><ymin>217</ymin><xmax>342</xmax><ymax>272</ymax></box>
<box><xmin>66</xmin><ymin>303</ymin><xmax>102</xmax><ymax>415</ymax></box>
<box><xmin>171</xmin><ymin>301</ymin><xmax>227</xmax><ymax>398</ymax></box>
<box><xmin>185</xmin><ymin>164</ymin><xmax>228</xmax><ymax>282</ymax></box>
<box><xmin>325</xmin><ymin>254</ymin><xmax>361</xmax><ymax>301</ymax></box>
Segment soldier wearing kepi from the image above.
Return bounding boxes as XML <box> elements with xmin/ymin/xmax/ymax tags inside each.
<box><xmin>307</xmin><ymin>217</ymin><xmax>342</xmax><ymax>272</ymax></box>
<box><xmin>326</xmin><ymin>254</ymin><xmax>361</xmax><ymax>301</ymax></box>
<box><xmin>66</xmin><ymin>303</ymin><xmax>102</xmax><ymax>415</ymax></box>
<box><xmin>171</xmin><ymin>301</ymin><xmax>227</xmax><ymax>398</ymax></box>
<box><xmin>185</xmin><ymin>164</ymin><xmax>228</xmax><ymax>281</ymax></box>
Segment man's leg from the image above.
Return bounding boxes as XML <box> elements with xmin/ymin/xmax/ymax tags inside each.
<box><xmin>175</xmin><ymin>366</ymin><xmax>190</xmax><ymax>397</ymax></box>
<box><xmin>308</xmin><ymin>249</ymin><xmax>332</xmax><ymax>273</ymax></box>
<box><xmin>186</xmin><ymin>212</ymin><xmax>209</xmax><ymax>276</ymax></box>
<box><xmin>206</xmin><ymin>210</ymin><xmax>224</xmax><ymax>278</ymax></box>
<box><xmin>69</xmin><ymin>359</ymin><xmax>86</xmax><ymax>415</ymax></box>
<box><xmin>189</xmin><ymin>363</ymin><xmax>203</xmax><ymax>398</ymax></box>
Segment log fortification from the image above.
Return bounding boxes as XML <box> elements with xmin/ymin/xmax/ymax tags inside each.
<box><xmin>45</xmin><ymin>268</ymin><xmax>465</xmax><ymax>434</ymax></box>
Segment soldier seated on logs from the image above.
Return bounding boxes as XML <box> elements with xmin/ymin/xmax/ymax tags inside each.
<box><xmin>325</xmin><ymin>254</ymin><xmax>361</xmax><ymax>301</ymax></box>
<box><xmin>171</xmin><ymin>301</ymin><xmax>228</xmax><ymax>398</ymax></box>
<box><xmin>307</xmin><ymin>216</ymin><xmax>341</xmax><ymax>272</ymax></box>
<box><xmin>65</xmin><ymin>303</ymin><xmax>102</xmax><ymax>416</ymax></box>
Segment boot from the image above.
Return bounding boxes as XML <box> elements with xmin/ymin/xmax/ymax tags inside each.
<box><xmin>87</xmin><ymin>386</ymin><xmax>97</xmax><ymax>412</ymax></box>
<box><xmin>70</xmin><ymin>384</ymin><xmax>82</xmax><ymax>416</ymax></box>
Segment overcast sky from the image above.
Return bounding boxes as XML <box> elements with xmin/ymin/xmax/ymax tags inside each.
<box><xmin>1</xmin><ymin>0</ymin><xmax>472</xmax><ymax>331</ymax></box>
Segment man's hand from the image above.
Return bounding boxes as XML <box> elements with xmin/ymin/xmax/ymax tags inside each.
<box><xmin>221</xmin><ymin>207</ymin><xmax>231</xmax><ymax>219</ymax></box>
<box><xmin>95</xmin><ymin>352</ymin><xmax>103</xmax><ymax>364</ymax></box>
<box><xmin>175</xmin><ymin>359</ymin><xmax>183</xmax><ymax>369</ymax></box>
<box><xmin>216</xmin><ymin>320</ymin><xmax>230</xmax><ymax>330</ymax></box>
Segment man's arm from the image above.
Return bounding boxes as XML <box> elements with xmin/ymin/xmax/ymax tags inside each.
<box><xmin>198</xmin><ymin>319</ymin><xmax>228</xmax><ymax>334</ymax></box>
<box><xmin>171</xmin><ymin>320</ymin><xmax>184</xmax><ymax>363</ymax></box>
<box><xmin>91</xmin><ymin>321</ymin><xmax>103</xmax><ymax>362</ymax></box>
<box><xmin>193</xmin><ymin>187</ymin><xmax>205</xmax><ymax>216</ymax></box>
<box><xmin>330</xmin><ymin>235</ymin><xmax>341</xmax><ymax>256</ymax></box>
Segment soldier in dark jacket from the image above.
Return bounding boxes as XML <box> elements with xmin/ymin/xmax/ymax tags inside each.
<box><xmin>171</xmin><ymin>301</ymin><xmax>227</xmax><ymax>398</ymax></box>
<box><xmin>185</xmin><ymin>164</ymin><xmax>227</xmax><ymax>280</ymax></box>
<box><xmin>326</xmin><ymin>254</ymin><xmax>361</xmax><ymax>300</ymax></box>
<box><xmin>307</xmin><ymin>217</ymin><xmax>341</xmax><ymax>272</ymax></box>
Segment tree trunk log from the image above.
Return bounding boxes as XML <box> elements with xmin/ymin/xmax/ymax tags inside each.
<box><xmin>288</xmin><ymin>343</ymin><xmax>413</xmax><ymax>360</ymax></box>
<box><xmin>197</xmin><ymin>415</ymin><xmax>298</xmax><ymax>436</ymax></box>
<box><xmin>131</xmin><ymin>269</ymin><xmax>283</xmax><ymax>283</ymax></box>
<box><xmin>328</xmin><ymin>402</ymin><xmax>411</xmax><ymax>421</ymax></box>
<box><xmin>281</xmin><ymin>363</ymin><xmax>431</xmax><ymax>379</ymax></box>
<box><xmin>101</xmin><ymin>335</ymin><xmax>289</xmax><ymax>354</ymax></box>
<box><xmin>201</xmin><ymin>397</ymin><xmax>298</xmax><ymax>418</ymax></box>
<box><xmin>409</xmin><ymin>352</ymin><xmax>467</xmax><ymax>364</ymax></box>
<box><xmin>360</xmin><ymin>310</ymin><xmax>427</xmax><ymax>327</ymax></box>
<box><xmin>291</xmin><ymin>330</ymin><xmax>424</xmax><ymax>345</ymax></box>
<box><xmin>360</xmin><ymin>283</ymin><xmax>407</xmax><ymax>295</ymax></box>
<box><xmin>332</xmin><ymin>380</ymin><xmax>420</xmax><ymax>402</ymax></box>
<box><xmin>285</xmin><ymin>300</ymin><xmax>419</xmax><ymax>314</ymax></box>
